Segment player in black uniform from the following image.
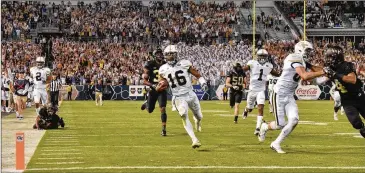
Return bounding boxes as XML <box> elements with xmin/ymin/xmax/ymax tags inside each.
<box><xmin>225</xmin><ymin>63</ymin><xmax>246</xmax><ymax>123</ymax></box>
<box><xmin>140</xmin><ymin>48</ymin><xmax>168</xmax><ymax>136</ymax></box>
<box><xmin>323</xmin><ymin>46</ymin><xmax>365</xmax><ymax>138</ymax></box>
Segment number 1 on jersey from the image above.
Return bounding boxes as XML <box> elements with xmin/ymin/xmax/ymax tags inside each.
<box><xmin>258</xmin><ymin>69</ymin><xmax>263</xmax><ymax>81</ymax></box>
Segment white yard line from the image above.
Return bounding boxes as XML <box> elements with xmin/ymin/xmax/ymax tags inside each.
<box><xmin>37</xmin><ymin>157</ymin><xmax>83</xmax><ymax>160</ymax></box>
<box><xmin>40</xmin><ymin>153</ymin><xmax>82</xmax><ymax>155</ymax></box>
<box><xmin>41</xmin><ymin>149</ymin><xmax>80</xmax><ymax>152</ymax></box>
<box><xmin>40</xmin><ymin>144</ymin><xmax>365</xmax><ymax>149</ymax></box>
<box><xmin>35</xmin><ymin>162</ymin><xmax>84</xmax><ymax>165</ymax></box>
<box><xmin>26</xmin><ymin>166</ymin><xmax>365</xmax><ymax>171</ymax></box>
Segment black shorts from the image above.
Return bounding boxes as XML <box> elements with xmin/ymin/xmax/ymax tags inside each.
<box><xmin>147</xmin><ymin>89</ymin><xmax>167</xmax><ymax>113</ymax></box>
<box><xmin>229</xmin><ymin>91</ymin><xmax>243</xmax><ymax>107</ymax></box>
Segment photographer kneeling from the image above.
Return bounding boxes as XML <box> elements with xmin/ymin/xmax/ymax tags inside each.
<box><xmin>33</xmin><ymin>105</ymin><xmax>65</xmax><ymax>130</ymax></box>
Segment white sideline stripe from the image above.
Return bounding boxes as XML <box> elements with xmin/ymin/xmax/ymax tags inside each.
<box><xmin>40</xmin><ymin>145</ymin><xmax>365</xmax><ymax>149</ymax></box>
<box><xmin>41</xmin><ymin>149</ymin><xmax>80</xmax><ymax>152</ymax></box>
<box><xmin>44</xmin><ymin>141</ymin><xmax>79</xmax><ymax>143</ymax></box>
<box><xmin>38</xmin><ymin>157</ymin><xmax>83</xmax><ymax>160</ymax></box>
<box><xmin>40</xmin><ymin>153</ymin><xmax>82</xmax><ymax>155</ymax></box>
<box><xmin>35</xmin><ymin>162</ymin><xmax>84</xmax><ymax>165</ymax></box>
<box><xmin>26</xmin><ymin>166</ymin><xmax>365</xmax><ymax>171</ymax></box>
<box><xmin>48</xmin><ymin>137</ymin><xmax>77</xmax><ymax>139</ymax></box>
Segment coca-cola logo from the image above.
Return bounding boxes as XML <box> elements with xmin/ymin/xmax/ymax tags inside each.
<box><xmin>296</xmin><ymin>88</ymin><xmax>318</xmax><ymax>95</ymax></box>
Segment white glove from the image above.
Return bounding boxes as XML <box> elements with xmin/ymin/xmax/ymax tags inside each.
<box><xmin>232</xmin><ymin>86</ymin><xmax>240</xmax><ymax>90</ymax></box>
<box><xmin>198</xmin><ymin>77</ymin><xmax>208</xmax><ymax>91</ymax></box>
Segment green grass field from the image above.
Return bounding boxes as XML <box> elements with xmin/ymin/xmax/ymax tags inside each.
<box><xmin>24</xmin><ymin>100</ymin><xmax>365</xmax><ymax>173</ymax></box>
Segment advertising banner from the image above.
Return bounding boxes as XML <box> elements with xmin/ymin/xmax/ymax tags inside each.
<box><xmin>295</xmin><ymin>85</ymin><xmax>321</xmax><ymax>100</ymax></box>
<box><xmin>129</xmin><ymin>85</ymin><xmax>145</xmax><ymax>97</ymax></box>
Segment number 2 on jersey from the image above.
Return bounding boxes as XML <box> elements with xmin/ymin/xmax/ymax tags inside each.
<box><xmin>36</xmin><ymin>72</ymin><xmax>42</xmax><ymax>81</ymax></box>
<box><xmin>167</xmin><ymin>70</ymin><xmax>187</xmax><ymax>88</ymax></box>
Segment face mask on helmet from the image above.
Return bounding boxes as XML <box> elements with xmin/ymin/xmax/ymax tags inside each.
<box><xmin>233</xmin><ymin>63</ymin><xmax>242</xmax><ymax>73</ymax></box>
<box><xmin>257</xmin><ymin>55</ymin><xmax>268</xmax><ymax>65</ymax></box>
<box><xmin>324</xmin><ymin>47</ymin><xmax>344</xmax><ymax>69</ymax></box>
<box><xmin>302</xmin><ymin>48</ymin><xmax>315</xmax><ymax>63</ymax></box>
<box><xmin>37</xmin><ymin>61</ymin><xmax>44</xmax><ymax>68</ymax></box>
<box><xmin>155</xmin><ymin>51</ymin><xmax>164</xmax><ymax>63</ymax></box>
<box><xmin>165</xmin><ymin>52</ymin><xmax>177</xmax><ymax>66</ymax></box>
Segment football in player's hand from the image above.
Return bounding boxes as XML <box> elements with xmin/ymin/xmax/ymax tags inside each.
<box><xmin>156</xmin><ymin>79</ymin><xmax>168</xmax><ymax>92</ymax></box>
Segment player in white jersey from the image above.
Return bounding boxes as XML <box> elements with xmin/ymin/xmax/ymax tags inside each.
<box><xmin>30</xmin><ymin>56</ymin><xmax>51</xmax><ymax>117</ymax></box>
<box><xmin>158</xmin><ymin>45</ymin><xmax>208</xmax><ymax>149</ymax></box>
<box><xmin>330</xmin><ymin>83</ymin><xmax>342</xmax><ymax>120</ymax></box>
<box><xmin>258</xmin><ymin>41</ymin><xmax>326</xmax><ymax>153</ymax></box>
<box><xmin>242</xmin><ymin>49</ymin><xmax>280</xmax><ymax>135</ymax></box>
<box><xmin>1</xmin><ymin>72</ymin><xmax>11</xmax><ymax>112</ymax></box>
<box><xmin>267</xmin><ymin>74</ymin><xmax>279</xmax><ymax>113</ymax></box>
<box><xmin>25</xmin><ymin>73</ymin><xmax>34</xmax><ymax>108</ymax></box>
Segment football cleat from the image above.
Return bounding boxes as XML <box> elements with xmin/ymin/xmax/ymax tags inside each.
<box><xmin>242</xmin><ymin>111</ymin><xmax>248</xmax><ymax>119</ymax></box>
<box><xmin>258</xmin><ymin>123</ymin><xmax>268</xmax><ymax>142</ymax></box>
<box><xmin>234</xmin><ymin>120</ymin><xmax>238</xmax><ymax>124</ymax></box>
<box><xmin>254</xmin><ymin>128</ymin><xmax>260</xmax><ymax>136</ymax></box>
<box><xmin>59</xmin><ymin>118</ymin><xmax>65</xmax><ymax>128</ymax></box>
<box><xmin>360</xmin><ymin>128</ymin><xmax>365</xmax><ymax>138</ymax></box>
<box><xmin>192</xmin><ymin>140</ymin><xmax>201</xmax><ymax>149</ymax></box>
<box><xmin>334</xmin><ymin>114</ymin><xmax>338</xmax><ymax>121</ymax></box>
<box><xmin>141</xmin><ymin>101</ymin><xmax>147</xmax><ymax>111</ymax></box>
<box><xmin>161</xmin><ymin>130</ymin><xmax>167</xmax><ymax>136</ymax></box>
<box><xmin>270</xmin><ymin>142</ymin><xmax>286</xmax><ymax>154</ymax></box>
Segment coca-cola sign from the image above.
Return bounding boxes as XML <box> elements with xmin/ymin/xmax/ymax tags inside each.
<box><xmin>295</xmin><ymin>85</ymin><xmax>321</xmax><ymax>100</ymax></box>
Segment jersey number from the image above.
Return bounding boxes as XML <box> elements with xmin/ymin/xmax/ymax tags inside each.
<box><xmin>258</xmin><ymin>69</ymin><xmax>263</xmax><ymax>81</ymax></box>
<box><xmin>167</xmin><ymin>70</ymin><xmax>187</xmax><ymax>88</ymax></box>
<box><xmin>335</xmin><ymin>80</ymin><xmax>348</xmax><ymax>93</ymax></box>
<box><xmin>36</xmin><ymin>72</ymin><xmax>42</xmax><ymax>81</ymax></box>
<box><xmin>232</xmin><ymin>76</ymin><xmax>244</xmax><ymax>86</ymax></box>
<box><xmin>269</xmin><ymin>79</ymin><xmax>277</xmax><ymax>84</ymax></box>
<box><xmin>293</xmin><ymin>73</ymin><xmax>300</xmax><ymax>82</ymax></box>
<box><xmin>153</xmin><ymin>70</ymin><xmax>159</xmax><ymax>83</ymax></box>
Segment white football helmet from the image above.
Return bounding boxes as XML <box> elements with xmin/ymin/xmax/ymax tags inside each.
<box><xmin>256</xmin><ymin>49</ymin><xmax>269</xmax><ymax>65</ymax></box>
<box><xmin>36</xmin><ymin>56</ymin><xmax>45</xmax><ymax>69</ymax></box>
<box><xmin>294</xmin><ymin>41</ymin><xmax>314</xmax><ymax>62</ymax></box>
<box><xmin>164</xmin><ymin>45</ymin><xmax>178</xmax><ymax>65</ymax></box>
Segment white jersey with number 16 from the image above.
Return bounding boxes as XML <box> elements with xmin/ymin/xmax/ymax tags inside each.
<box><xmin>159</xmin><ymin>60</ymin><xmax>193</xmax><ymax>96</ymax></box>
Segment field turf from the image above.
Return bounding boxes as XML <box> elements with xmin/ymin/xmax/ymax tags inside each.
<box><xmin>23</xmin><ymin>100</ymin><xmax>365</xmax><ymax>173</ymax></box>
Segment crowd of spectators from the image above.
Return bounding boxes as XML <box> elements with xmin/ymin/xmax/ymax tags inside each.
<box><xmin>278</xmin><ymin>1</ymin><xmax>345</xmax><ymax>28</ymax></box>
<box><xmin>2</xmin><ymin>37</ymin><xmax>364</xmax><ymax>86</ymax></box>
<box><xmin>1</xmin><ymin>1</ymin><xmax>46</xmax><ymax>40</ymax></box>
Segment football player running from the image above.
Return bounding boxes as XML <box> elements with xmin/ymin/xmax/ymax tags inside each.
<box><xmin>323</xmin><ymin>46</ymin><xmax>365</xmax><ymax>138</ymax></box>
<box><xmin>267</xmin><ymin>73</ymin><xmax>279</xmax><ymax>114</ymax></box>
<box><xmin>242</xmin><ymin>49</ymin><xmax>280</xmax><ymax>135</ymax></box>
<box><xmin>30</xmin><ymin>57</ymin><xmax>51</xmax><ymax>117</ymax></box>
<box><xmin>158</xmin><ymin>45</ymin><xmax>208</xmax><ymax>149</ymax></box>
<box><xmin>258</xmin><ymin>41</ymin><xmax>326</xmax><ymax>153</ymax></box>
<box><xmin>141</xmin><ymin>48</ymin><xmax>169</xmax><ymax>136</ymax></box>
<box><xmin>225</xmin><ymin>62</ymin><xmax>246</xmax><ymax>124</ymax></box>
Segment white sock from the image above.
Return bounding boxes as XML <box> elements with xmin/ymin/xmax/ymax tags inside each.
<box><xmin>256</xmin><ymin>116</ymin><xmax>263</xmax><ymax>129</ymax></box>
<box><xmin>35</xmin><ymin>108</ymin><xmax>40</xmax><ymax>115</ymax></box>
<box><xmin>334</xmin><ymin>111</ymin><xmax>338</xmax><ymax>116</ymax></box>
<box><xmin>273</xmin><ymin>123</ymin><xmax>296</xmax><ymax>144</ymax></box>
<box><xmin>182</xmin><ymin>117</ymin><xmax>198</xmax><ymax>142</ymax></box>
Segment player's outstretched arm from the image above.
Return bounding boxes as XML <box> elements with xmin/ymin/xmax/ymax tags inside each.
<box><xmin>295</xmin><ymin>66</ymin><xmax>325</xmax><ymax>81</ymax></box>
<box><xmin>306</xmin><ymin>62</ymin><xmax>323</xmax><ymax>72</ymax></box>
<box><xmin>189</xmin><ymin>66</ymin><xmax>207</xmax><ymax>90</ymax></box>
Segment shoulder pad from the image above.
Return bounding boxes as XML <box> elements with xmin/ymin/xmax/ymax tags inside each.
<box><xmin>286</xmin><ymin>53</ymin><xmax>303</xmax><ymax>63</ymax></box>
<box><xmin>177</xmin><ymin>60</ymin><xmax>192</xmax><ymax>69</ymax></box>
<box><xmin>158</xmin><ymin>64</ymin><xmax>169</xmax><ymax>78</ymax></box>
<box><xmin>247</xmin><ymin>60</ymin><xmax>254</xmax><ymax>67</ymax></box>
